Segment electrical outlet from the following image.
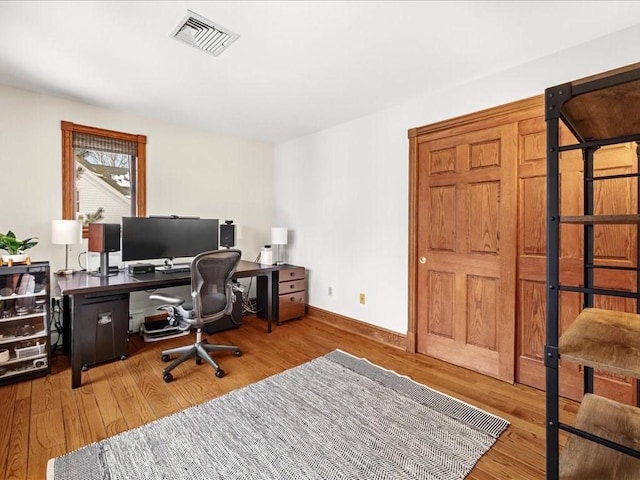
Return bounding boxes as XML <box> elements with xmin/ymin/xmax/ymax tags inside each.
<box><xmin>328</xmin><ymin>286</ymin><xmax>333</xmax><ymax>296</ymax></box>
<box><xmin>359</xmin><ymin>293</ymin><xmax>365</xmax><ymax>304</ymax></box>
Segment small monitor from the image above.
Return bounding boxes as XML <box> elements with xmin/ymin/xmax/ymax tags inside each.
<box><xmin>121</xmin><ymin>216</ymin><xmax>219</xmax><ymax>262</ymax></box>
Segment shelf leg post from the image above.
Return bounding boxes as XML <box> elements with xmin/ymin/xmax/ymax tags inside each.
<box><xmin>545</xmin><ymin>94</ymin><xmax>562</xmax><ymax>479</ymax></box>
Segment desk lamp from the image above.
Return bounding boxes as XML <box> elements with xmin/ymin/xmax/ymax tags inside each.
<box><xmin>271</xmin><ymin>227</ymin><xmax>288</xmax><ymax>265</ymax></box>
<box><xmin>51</xmin><ymin>219</ymin><xmax>82</xmax><ymax>275</ymax></box>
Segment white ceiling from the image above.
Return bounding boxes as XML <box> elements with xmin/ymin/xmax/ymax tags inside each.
<box><xmin>1</xmin><ymin>1</ymin><xmax>640</xmax><ymax>144</ymax></box>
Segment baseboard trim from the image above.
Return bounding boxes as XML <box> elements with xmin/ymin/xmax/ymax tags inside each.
<box><xmin>307</xmin><ymin>306</ymin><xmax>406</xmax><ymax>350</ymax></box>
<box><xmin>147</xmin><ymin>307</ymin><xmax>407</xmax><ymax>350</ymax></box>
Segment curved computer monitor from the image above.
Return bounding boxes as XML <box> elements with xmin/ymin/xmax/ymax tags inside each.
<box><xmin>121</xmin><ymin>216</ymin><xmax>219</xmax><ymax>262</ymax></box>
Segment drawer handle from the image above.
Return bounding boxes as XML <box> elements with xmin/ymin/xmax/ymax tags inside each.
<box><xmin>290</xmin><ymin>284</ymin><xmax>295</xmax><ymax>289</ymax></box>
<box><xmin>289</xmin><ymin>271</ymin><xmax>295</xmax><ymax>277</ymax></box>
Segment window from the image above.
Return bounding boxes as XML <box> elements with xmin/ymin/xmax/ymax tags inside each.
<box><xmin>61</xmin><ymin>121</ymin><xmax>146</xmax><ymax>236</ymax></box>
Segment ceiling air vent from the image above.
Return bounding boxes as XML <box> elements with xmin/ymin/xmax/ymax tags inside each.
<box><xmin>170</xmin><ymin>10</ymin><xmax>239</xmax><ymax>56</ymax></box>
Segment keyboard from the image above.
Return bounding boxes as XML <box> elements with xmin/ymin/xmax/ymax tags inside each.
<box><xmin>158</xmin><ymin>264</ymin><xmax>190</xmax><ymax>274</ymax></box>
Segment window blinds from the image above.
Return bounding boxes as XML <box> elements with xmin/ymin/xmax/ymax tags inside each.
<box><xmin>72</xmin><ymin>132</ymin><xmax>137</xmax><ymax>156</ymax></box>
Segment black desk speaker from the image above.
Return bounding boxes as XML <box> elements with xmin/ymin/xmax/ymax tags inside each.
<box><xmin>220</xmin><ymin>223</ymin><xmax>236</xmax><ymax>248</ymax></box>
<box><xmin>88</xmin><ymin>223</ymin><xmax>121</xmax><ymax>253</ymax></box>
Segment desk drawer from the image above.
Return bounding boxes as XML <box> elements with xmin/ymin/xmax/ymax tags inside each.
<box><xmin>279</xmin><ymin>278</ymin><xmax>305</xmax><ymax>294</ymax></box>
<box><xmin>279</xmin><ymin>292</ymin><xmax>306</xmax><ymax>321</ymax></box>
<box><xmin>279</xmin><ymin>267</ymin><xmax>305</xmax><ymax>282</ymax></box>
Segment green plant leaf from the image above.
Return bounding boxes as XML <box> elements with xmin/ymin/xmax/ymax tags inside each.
<box><xmin>0</xmin><ymin>231</ymin><xmax>38</xmax><ymax>254</ymax></box>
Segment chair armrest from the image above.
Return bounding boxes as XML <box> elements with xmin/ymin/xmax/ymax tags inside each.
<box><xmin>149</xmin><ymin>293</ymin><xmax>185</xmax><ymax>305</ymax></box>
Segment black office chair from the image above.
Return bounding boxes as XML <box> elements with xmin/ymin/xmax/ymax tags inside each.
<box><xmin>149</xmin><ymin>249</ymin><xmax>242</xmax><ymax>383</ymax></box>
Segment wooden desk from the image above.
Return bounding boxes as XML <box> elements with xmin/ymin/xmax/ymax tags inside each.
<box><xmin>55</xmin><ymin>260</ymin><xmax>279</xmax><ymax>389</ymax></box>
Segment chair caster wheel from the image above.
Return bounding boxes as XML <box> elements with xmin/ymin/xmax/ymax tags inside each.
<box><xmin>161</xmin><ymin>354</ymin><xmax>171</xmax><ymax>362</ymax></box>
<box><xmin>196</xmin><ymin>357</ymin><xmax>203</xmax><ymax>365</ymax></box>
<box><xmin>215</xmin><ymin>369</ymin><xmax>225</xmax><ymax>378</ymax></box>
<box><xmin>120</xmin><ymin>355</ymin><xmax>127</xmax><ymax>361</ymax></box>
<box><xmin>82</xmin><ymin>365</ymin><xmax>88</xmax><ymax>372</ymax></box>
<box><xmin>163</xmin><ymin>372</ymin><xmax>173</xmax><ymax>383</ymax></box>
<box><xmin>234</xmin><ymin>350</ymin><xmax>242</xmax><ymax>357</ymax></box>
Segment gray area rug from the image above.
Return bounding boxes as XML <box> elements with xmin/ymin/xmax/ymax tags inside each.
<box><xmin>48</xmin><ymin>350</ymin><xmax>509</xmax><ymax>480</ymax></box>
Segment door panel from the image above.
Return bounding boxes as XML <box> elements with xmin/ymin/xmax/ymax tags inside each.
<box><xmin>416</xmin><ymin>124</ymin><xmax>516</xmax><ymax>382</ymax></box>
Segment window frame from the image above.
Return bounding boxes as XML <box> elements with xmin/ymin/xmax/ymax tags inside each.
<box><xmin>61</xmin><ymin>121</ymin><xmax>147</xmax><ymax>237</ymax></box>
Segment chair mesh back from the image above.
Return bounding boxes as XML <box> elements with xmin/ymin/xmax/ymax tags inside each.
<box><xmin>192</xmin><ymin>250</ymin><xmax>241</xmax><ymax>319</ymax></box>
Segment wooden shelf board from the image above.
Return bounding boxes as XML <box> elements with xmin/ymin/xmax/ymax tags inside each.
<box><xmin>560</xmin><ymin>215</ymin><xmax>640</xmax><ymax>224</ymax></box>
<box><xmin>561</xmin><ymin>75</ymin><xmax>640</xmax><ymax>142</ymax></box>
<box><xmin>559</xmin><ymin>308</ymin><xmax>640</xmax><ymax>379</ymax></box>
<box><xmin>560</xmin><ymin>393</ymin><xmax>640</xmax><ymax>479</ymax></box>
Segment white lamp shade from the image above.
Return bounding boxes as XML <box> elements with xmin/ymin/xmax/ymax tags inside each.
<box><xmin>271</xmin><ymin>227</ymin><xmax>288</xmax><ymax>245</ymax></box>
<box><xmin>52</xmin><ymin>220</ymin><xmax>82</xmax><ymax>245</ymax></box>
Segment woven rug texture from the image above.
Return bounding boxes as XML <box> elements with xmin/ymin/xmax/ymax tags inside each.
<box><xmin>48</xmin><ymin>349</ymin><xmax>509</xmax><ymax>480</ymax></box>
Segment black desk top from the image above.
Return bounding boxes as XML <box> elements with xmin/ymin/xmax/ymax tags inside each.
<box><xmin>55</xmin><ymin>260</ymin><xmax>280</xmax><ymax>296</ymax></box>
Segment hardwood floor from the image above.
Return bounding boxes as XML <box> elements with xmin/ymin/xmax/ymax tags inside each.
<box><xmin>0</xmin><ymin>314</ymin><xmax>576</xmax><ymax>480</ymax></box>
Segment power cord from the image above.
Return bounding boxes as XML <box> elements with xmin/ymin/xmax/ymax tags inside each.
<box><xmin>77</xmin><ymin>251</ymin><xmax>87</xmax><ymax>271</ymax></box>
<box><xmin>242</xmin><ymin>293</ymin><xmax>257</xmax><ymax>315</ymax></box>
<box><xmin>237</xmin><ymin>252</ymin><xmax>262</xmax><ymax>315</ymax></box>
<box><xmin>49</xmin><ymin>297</ymin><xmax>64</xmax><ymax>353</ymax></box>
<box><xmin>231</xmin><ymin>280</ymin><xmax>256</xmax><ymax>318</ymax></box>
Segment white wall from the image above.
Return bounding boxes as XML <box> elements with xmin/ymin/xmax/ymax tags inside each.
<box><xmin>0</xmin><ymin>85</ymin><xmax>274</xmax><ymax>322</ymax></box>
<box><xmin>274</xmin><ymin>25</ymin><xmax>640</xmax><ymax>334</ymax></box>
<box><xmin>3</xmin><ymin>25</ymin><xmax>640</xmax><ymax>336</ymax></box>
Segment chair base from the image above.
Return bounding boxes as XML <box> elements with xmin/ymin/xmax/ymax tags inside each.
<box><xmin>160</xmin><ymin>328</ymin><xmax>241</xmax><ymax>382</ymax></box>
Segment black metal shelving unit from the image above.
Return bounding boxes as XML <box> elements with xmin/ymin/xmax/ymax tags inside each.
<box><xmin>0</xmin><ymin>261</ymin><xmax>51</xmax><ymax>385</ymax></box>
<box><xmin>545</xmin><ymin>63</ymin><xmax>640</xmax><ymax>479</ymax></box>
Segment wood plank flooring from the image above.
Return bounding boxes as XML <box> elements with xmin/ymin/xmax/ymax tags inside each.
<box><xmin>0</xmin><ymin>314</ymin><xmax>577</xmax><ymax>479</ymax></box>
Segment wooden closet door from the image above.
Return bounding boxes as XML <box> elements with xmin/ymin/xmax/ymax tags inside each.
<box><xmin>409</xmin><ymin>96</ymin><xmax>635</xmax><ymax>392</ymax></box>
<box><xmin>415</xmin><ymin>123</ymin><xmax>517</xmax><ymax>382</ymax></box>
<box><xmin>517</xmin><ymin>117</ymin><xmax>638</xmax><ymax>403</ymax></box>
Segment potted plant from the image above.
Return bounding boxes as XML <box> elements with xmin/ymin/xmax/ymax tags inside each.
<box><xmin>0</xmin><ymin>231</ymin><xmax>38</xmax><ymax>264</ymax></box>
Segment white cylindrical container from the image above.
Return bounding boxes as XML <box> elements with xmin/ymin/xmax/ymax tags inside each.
<box><xmin>260</xmin><ymin>245</ymin><xmax>273</xmax><ymax>265</ymax></box>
